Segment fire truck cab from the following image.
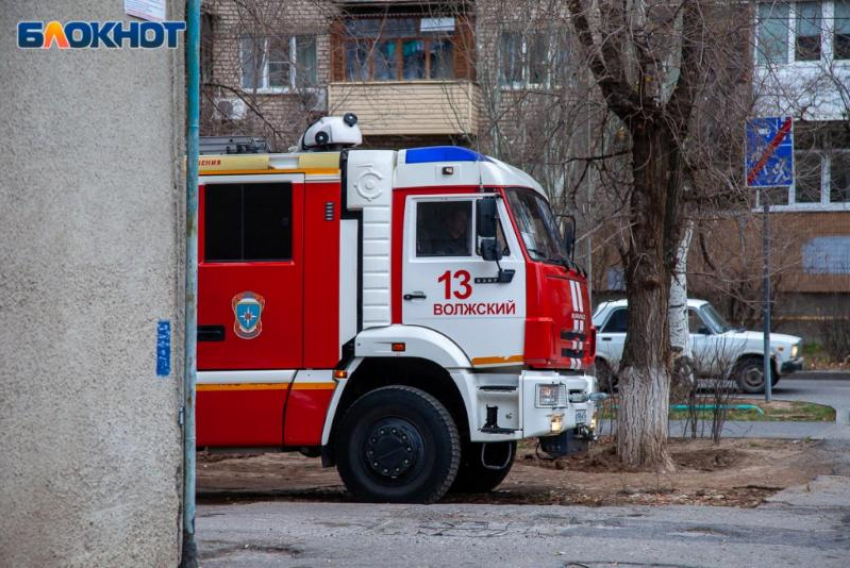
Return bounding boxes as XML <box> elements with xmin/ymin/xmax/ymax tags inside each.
<box><xmin>197</xmin><ymin>116</ymin><xmax>598</xmax><ymax>503</ymax></box>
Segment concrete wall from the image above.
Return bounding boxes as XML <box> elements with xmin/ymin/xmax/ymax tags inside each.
<box><xmin>0</xmin><ymin>2</ymin><xmax>185</xmax><ymax>566</ymax></box>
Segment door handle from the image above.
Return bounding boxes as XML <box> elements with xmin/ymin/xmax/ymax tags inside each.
<box><xmin>601</xmin><ymin>337</ymin><xmax>612</xmax><ymax>342</ymax></box>
<box><xmin>403</xmin><ymin>292</ymin><xmax>427</xmax><ymax>301</ymax></box>
<box><xmin>198</xmin><ymin>325</ymin><xmax>225</xmax><ymax>342</ymax></box>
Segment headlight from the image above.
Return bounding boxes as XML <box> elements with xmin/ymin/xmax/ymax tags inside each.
<box><xmin>536</xmin><ymin>383</ymin><xmax>566</xmax><ymax>408</ymax></box>
<box><xmin>791</xmin><ymin>344</ymin><xmax>799</xmax><ymax>358</ymax></box>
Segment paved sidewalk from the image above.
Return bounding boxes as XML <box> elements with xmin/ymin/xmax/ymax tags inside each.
<box><xmin>602</xmin><ymin>376</ymin><xmax>850</xmax><ymax>440</ymax></box>
<box><xmin>668</xmin><ymin>419</ymin><xmax>850</xmax><ymax>440</ymax></box>
<box><xmin>601</xmin><ymin>419</ymin><xmax>850</xmax><ymax>440</ymax></box>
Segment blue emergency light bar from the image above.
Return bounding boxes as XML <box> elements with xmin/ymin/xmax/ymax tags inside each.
<box><xmin>404</xmin><ymin>146</ymin><xmax>489</xmax><ymax>164</ymax></box>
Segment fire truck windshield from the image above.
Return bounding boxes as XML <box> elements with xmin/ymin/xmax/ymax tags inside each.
<box><xmin>505</xmin><ymin>187</ymin><xmax>568</xmax><ymax>265</ymax></box>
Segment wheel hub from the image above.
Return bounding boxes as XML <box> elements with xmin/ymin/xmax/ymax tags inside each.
<box><xmin>365</xmin><ymin>418</ymin><xmax>422</xmax><ymax>479</ymax></box>
<box><xmin>742</xmin><ymin>367</ymin><xmax>764</xmax><ymax>388</ymax></box>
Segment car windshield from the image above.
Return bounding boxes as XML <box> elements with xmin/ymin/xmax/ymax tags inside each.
<box><xmin>505</xmin><ymin>188</ymin><xmax>567</xmax><ymax>265</ymax></box>
<box><xmin>700</xmin><ymin>303</ymin><xmax>733</xmax><ymax>333</ymax></box>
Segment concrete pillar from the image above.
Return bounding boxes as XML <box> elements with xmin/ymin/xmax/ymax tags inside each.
<box><xmin>0</xmin><ymin>2</ymin><xmax>185</xmax><ymax>566</ymax></box>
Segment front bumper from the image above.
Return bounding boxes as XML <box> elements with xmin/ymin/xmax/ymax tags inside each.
<box><xmin>456</xmin><ymin>368</ymin><xmax>597</xmax><ymax>442</ymax></box>
<box><xmin>781</xmin><ymin>357</ymin><xmax>804</xmax><ymax>375</ymax></box>
<box><xmin>521</xmin><ymin>370</ymin><xmax>597</xmax><ymax>438</ymax></box>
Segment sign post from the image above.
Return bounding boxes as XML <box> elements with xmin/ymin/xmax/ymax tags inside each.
<box><xmin>746</xmin><ymin>117</ymin><xmax>794</xmax><ymax>403</ymax></box>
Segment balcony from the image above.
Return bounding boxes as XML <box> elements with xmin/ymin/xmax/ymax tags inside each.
<box><xmin>328</xmin><ymin>81</ymin><xmax>480</xmax><ymax>137</ymax></box>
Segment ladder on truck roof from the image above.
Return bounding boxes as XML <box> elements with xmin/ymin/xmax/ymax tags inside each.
<box><xmin>199</xmin><ymin>136</ymin><xmax>269</xmax><ymax>155</ymax></box>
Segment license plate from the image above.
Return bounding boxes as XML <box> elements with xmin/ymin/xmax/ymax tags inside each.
<box><xmin>575</xmin><ymin>409</ymin><xmax>587</xmax><ymax>425</ymax></box>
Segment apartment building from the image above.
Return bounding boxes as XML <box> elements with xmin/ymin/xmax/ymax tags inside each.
<box><xmin>200</xmin><ymin>0</ymin><xmax>581</xmax><ymax>174</ymax></box>
<box><xmin>749</xmin><ymin>1</ymin><xmax>850</xmax><ymax>331</ymax></box>
<box><xmin>202</xmin><ymin>0</ymin><xmax>480</xmax><ymax>149</ymax></box>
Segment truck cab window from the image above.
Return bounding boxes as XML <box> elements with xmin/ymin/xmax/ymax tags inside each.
<box><xmin>416</xmin><ymin>201</ymin><xmax>472</xmax><ymax>257</ymax></box>
<box><xmin>204</xmin><ymin>183</ymin><xmax>292</xmax><ymax>262</ymax></box>
<box><xmin>602</xmin><ymin>308</ymin><xmax>628</xmax><ymax>333</ymax></box>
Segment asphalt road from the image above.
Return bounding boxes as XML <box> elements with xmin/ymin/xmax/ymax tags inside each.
<box><xmin>769</xmin><ymin>375</ymin><xmax>850</xmax><ymax>422</ymax></box>
<box><xmin>196</xmin><ymin>373</ymin><xmax>850</xmax><ymax>567</ymax></box>
<box><xmin>197</xmin><ymin>469</ymin><xmax>850</xmax><ymax>567</ymax></box>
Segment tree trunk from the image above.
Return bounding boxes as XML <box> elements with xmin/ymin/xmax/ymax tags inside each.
<box><xmin>669</xmin><ymin>221</ymin><xmax>694</xmax><ymax>359</ymax></box>
<box><xmin>617</xmin><ymin>121</ymin><xmax>683</xmax><ymax>471</ymax></box>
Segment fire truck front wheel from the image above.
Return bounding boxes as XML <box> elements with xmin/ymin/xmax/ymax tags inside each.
<box><xmin>334</xmin><ymin>386</ymin><xmax>461</xmax><ymax>504</ymax></box>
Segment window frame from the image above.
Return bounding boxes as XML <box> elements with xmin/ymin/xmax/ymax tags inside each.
<box><xmin>601</xmin><ymin>308</ymin><xmax>628</xmax><ymax>334</ymax></box>
<box><xmin>756</xmin><ymin>152</ymin><xmax>850</xmax><ymax>210</ymax></box>
<box><xmin>414</xmin><ymin>199</ymin><xmax>475</xmax><ymax>258</ymax></box>
<box><xmin>498</xmin><ymin>30</ymin><xmax>568</xmax><ymax>90</ymax></box>
<box><xmin>239</xmin><ymin>34</ymin><xmax>318</xmax><ymax>94</ymax></box>
<box><xmin>688</xmin><ymin>308</ymin><xmax>713</xmax><ymax>335</ymax></box>
<box><xmin>795</xmin><ymin>1</ymin><xmax>824</xmax><ymax>61</ymax></box>
<box><xmin>203</xmin><ymin>182</ymin><xmax>295</xmax><ymax>264</ymax></box>
<box><xmin>755</xmin><ymin>1</ymin><xmax>850</xmax><ymax>66</ymax></box>
<box><xmin>834</xmin><ymin>0</ymin><xmax>850</xmax><ymax>59</ymax></box>
<box><xmin>342</xmin><ymin>17</ymin><xmax>456</xmax><ymax>83</ymax></box>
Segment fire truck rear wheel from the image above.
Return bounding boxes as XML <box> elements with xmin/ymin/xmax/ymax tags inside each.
<box><xmin>334</xmin><ymin>385</ymin><xmax>461</xmax><ymax>504</ymax></box>
<box><xmin>450</xmin><ymin>441</ymin><xmax>516</xmax><ymax>493</ymax></box>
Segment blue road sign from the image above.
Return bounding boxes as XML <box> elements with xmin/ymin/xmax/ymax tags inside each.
<box><xmin>746</xmin><ymin>117</ymin><xmax>794</xmax><ymax>187</ymax></box>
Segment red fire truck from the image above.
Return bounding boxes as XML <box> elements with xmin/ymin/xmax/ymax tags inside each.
<box><xmin>197</xmin><ymin>115</ymin><xmax>598</xmax><ymax>503</ymax></box>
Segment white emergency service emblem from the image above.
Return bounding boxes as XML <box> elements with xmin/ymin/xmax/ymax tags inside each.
<box><xmin>232</xmin><ymin>291</ymin><xmax>265</xmax><ymax>340</ymax></box>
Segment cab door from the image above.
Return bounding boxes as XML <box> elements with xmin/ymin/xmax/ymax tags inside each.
<box><xmin>401</xmin><ymin>194</ymin><xmax>526</xmax><ymax>366</ymax></box>
<box><xmin>198</xmin><ymin>177</ymin><xmax>304</xmax><ymax>370</ymax></box>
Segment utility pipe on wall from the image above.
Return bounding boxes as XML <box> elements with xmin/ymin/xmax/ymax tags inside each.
<box><xmin>181</xmin><ymin>0</ymin><xmax>200</xmax><ymax>566</ymax></box>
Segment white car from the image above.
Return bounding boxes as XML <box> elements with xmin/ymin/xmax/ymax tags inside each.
<box><xmin>592</xmin><ymin>299</ymin><xmax>804</xmax><ymax>393</ymax></box>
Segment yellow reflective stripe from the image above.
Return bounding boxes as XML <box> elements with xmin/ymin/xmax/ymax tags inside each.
<box><xmin>196</xmin><ymin>383</ymin><xmax>289</xmax><ymax>392</ymax></box>
<box><xmin>196</xmin><ymin>382</ymin><xmax>336</xmax><ymax>392</ymax></box>
<box><xmin>471</xmin><ymin>355</ymin><xmax>524</xmax><ymax>366</ymax></box>
<box><xmin>291</xmin><ymin>382</ymin><xmax>336</xmax><ymax>391</ymax></box>
<box><xmin>198</xmin><ymin>168</ymin><xmax>340</xmax><ymax>176</ymax></box>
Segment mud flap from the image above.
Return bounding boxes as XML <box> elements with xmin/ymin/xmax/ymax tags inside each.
<box><xmin>539</xmin><ymin>428</ymin><xmax>588</xmax><ymax>458</ymax></box>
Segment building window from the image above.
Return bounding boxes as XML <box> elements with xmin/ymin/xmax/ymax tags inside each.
<box><xmin>756</xmin><ymin>2</ymin><xmax>850</xmax><ymax>65</ymax></box>
<box><xmin>763</xmin><ymin>123</ymin><xmax>850</xmax><ymax>208</ymax></box>
<box><xmin>830</xmin><ymin>152</ymin><xmax>850</xmax><ymax>201</ymax></box>
<box><xmin>240</xmin><ymin>35</ymin><xmax>317</xmax><ymax>91</ymax></box>
<box><xmin>757</xmin><ymin>3</ymin><xmax>790</xmax><ymax>65</ymax></box>
<box><xmin>796</xmin><ymin>2</ymin><xmax>823</xmax><ymax>60</ymax></box>
<box><xmin>795</xmin><ymin>151</ymin><xmax>823</xmax><ymax>202</ymax></box>
<box><xmin>499</xmin><ymin>31</ymin><xmax>568</xmax><ymax>89</ymax></box>
<box><xmin>836</xmin><ymin>0</ymin><xmax>850</xmax><ymax>58</ymax></box>
<box><xmin>204</xmin><ymin>183</ymin><xmax>293</xmax><ymax>262</ymax></box>
<box><xmin>343</xmin><ymin>17</ymin><xmax>455</xmax><ymax>82</ymax></box>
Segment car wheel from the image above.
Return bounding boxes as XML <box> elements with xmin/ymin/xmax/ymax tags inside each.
<box><xmin>734</xmin><ymin>357</ymin><xmax>769</xmax><ymax>394</ymax></box>
<box><xmin>335</xmin><ymin>386</ymin><xmax>460</xmax><ymax>504</ymax></box>
<box><xmin>450</xmin><ymin>441</ymin><xmax>516</xmax><ymax>493</ymax></box>
<box><xmin>595</xmin><ymin>358</ymin><xmax>618</xmax><ymax>393</ymax></box>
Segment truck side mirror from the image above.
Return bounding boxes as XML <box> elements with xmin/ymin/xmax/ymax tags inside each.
<box><xmin>476</xmin><ymin>198</ymin><xmax>498</xmax><ymax>239</ymax></box>
<box><xmin>481</xmin><ymin>238</ymin><xmax>503</xmax><ymax>262</ymax></box>
<box><xmin>560</xmin><ymin>215</ymin><xmax>576</xmax><ymax>260</ymax></box>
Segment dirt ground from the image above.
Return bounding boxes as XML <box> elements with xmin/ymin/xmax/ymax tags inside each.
<box><xmin>197</xmin><ymin>437</ymin><xmax>835</xmax><ymax>508</ymax></box>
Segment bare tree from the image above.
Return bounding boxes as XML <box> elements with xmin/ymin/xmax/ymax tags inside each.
<box><xmin>564</xmin><ymin>0</ymin><xmax>756</xmax><ymax>469</ymax></box>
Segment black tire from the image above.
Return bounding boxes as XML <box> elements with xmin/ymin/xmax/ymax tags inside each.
<box><xmin>733</xmin><ymin>356</ymin><xmax>777</xmax><ymax>394</ymax></box>
<box><xmin>595</xmin><ymin>358</ymin><xmax>618</xmax><ymax>393</ymax></box>
<box><xmin>450</xmin><ymin>441</ymin><xmax>516</xmax><ymax>493</ymax></box>
<box><xmin>334</xmin><ymin>386</ymin><xmax>460</xmax><ymax>504</ymax></box>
